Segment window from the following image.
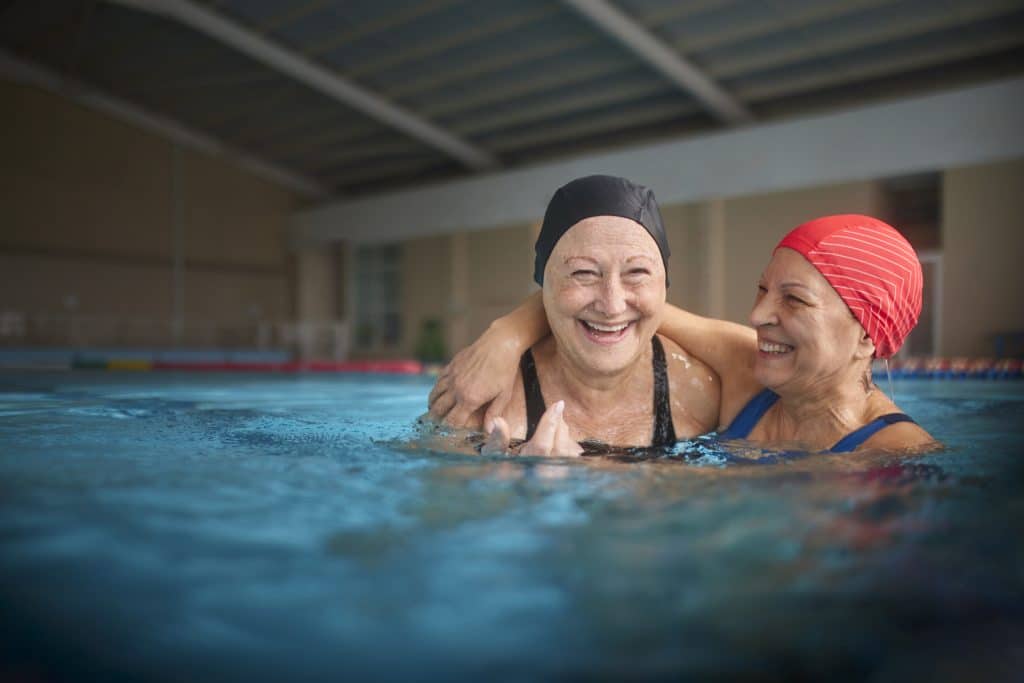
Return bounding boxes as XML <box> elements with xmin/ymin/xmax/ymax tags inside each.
<box><xmin>353</xmin><ymin>244</ymin><xmax>401</xmax><ymax>349</ymax></box>
<box><xmin>900</xmin><ymin>252</ymin><xmax>941</xmax><ymax>357</ymax></box>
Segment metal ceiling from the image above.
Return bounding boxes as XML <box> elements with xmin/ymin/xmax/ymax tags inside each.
<box><xmin>3</xmin><ymin>0</ymin><xmax>1023</xmax><ymax>200</ymax></box>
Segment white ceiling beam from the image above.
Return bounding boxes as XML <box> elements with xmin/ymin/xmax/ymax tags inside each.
<box><xmin>0</xmin><ymin>49</ymin><xmax>328</xmax><ymax>197</ymax></box>
<box><xmin>107</xmin><ymin>0</ymin><xmax>499</xmax><ymax>171</ymax></box>
<box><xmin>560</xmin><ymin>0</ymin><xmax>752</xmax><ymax>125</ymax></box>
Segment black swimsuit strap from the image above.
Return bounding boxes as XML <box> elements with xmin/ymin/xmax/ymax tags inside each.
<box><xmin>520</xmin><ymin>348</ymin><xmax>546</xmax><ymax>441</ymax></box>
<box><xmin>520</xmin><ymin>337</ymin><xmax>676</xmax><ymax>446</ymax></box>
<box><xmin>650</xmin><ymin>336</ymin><xmax>677</xmax><ymax>446</ymax></box>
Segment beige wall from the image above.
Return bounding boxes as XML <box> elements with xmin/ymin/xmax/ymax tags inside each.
<box><xmin>0</xmin><ymin>80</ymin><xmax>297</xmax><ymax>345</ymax></box>
<box><xmin>465</xmin><ymin>223</ymin><xmax>535</xmax><ymax>344</ymax></box>
<box><xmin>941</xmin><ymin>158</ymin><xmax>1024</xmax><ymax>356</ymax></box>
<box><xmin>661</xmin><ymin>201</ymin><xmax>708</xmax><ymax>315</ymax></box>
<box><xmin>13</xmin><ymin>72</ymin><xmax>1019</xmax><ymax>360</ymax></box>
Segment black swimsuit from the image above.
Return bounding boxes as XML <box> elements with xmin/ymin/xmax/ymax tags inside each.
<box><xmin>519</xmin><ymin>336</ymin><xmax>677</xmax><ymax>447</ymax></box>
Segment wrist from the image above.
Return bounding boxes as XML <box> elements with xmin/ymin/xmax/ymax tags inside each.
<box><xmin>487</xmin><ymin>315</ymin><xmax>527</xmax><ymax>354</ymax></box>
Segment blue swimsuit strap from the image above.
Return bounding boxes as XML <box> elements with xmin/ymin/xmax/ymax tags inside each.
<box><xmin>828</xmin><ymin>413</ymin><xmax>916</xmax><ymax>453</ymax></box>
<box><xmin>721</xmin><ymin>390</ymin><xmax>917</xmax><ymax>453</ymax></box>
<box><xmin>719</xmin><ymin>388</ymin><xmax>779</xmax><ymax>439</ymax></box>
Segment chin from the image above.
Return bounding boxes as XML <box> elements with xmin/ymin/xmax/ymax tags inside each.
<box><xmin>578</xmin><ymin>346</ymin><xmax>640</xmax><ymax>376</ymax></box>
<box><xmin>753</xmin><ymin>363</ymin><xmax>788</xmax><ymax>391</ymax></box>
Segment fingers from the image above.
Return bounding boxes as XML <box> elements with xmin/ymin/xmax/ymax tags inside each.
<box><xmin>483</xmin><ymin>389</ymin><xmax>513</xmax><ymax>434</ymax></box>
<box><xmin>427</xmin><ymin>370</ymin><xmax>450</xmax><ymax>407</ymax></box>
<box><xmin>428</xmin><ymin>386</ymin><xmax>455</xmax><ymax>421</ymax></box>
<box><xmin>520</xmin><ymin>401</ymin><xmax>579</xmax><ymax>457</ymax></box>
<box><xmin>554</xmin><ymin>416</ymin><xmax>582</xmax><ymax>457</ymax></box>
<box><xmin>445</xmin><ymin>401</ymin><xmax>479</xmax><ymax>429</ymax></box>
<box><xmin>479</xmin><ymin>417</ymin><xmax>511</xmax><ymax>455</ymax></box>
<box><xmin>531</xmin><ymin>400</ymin><xmax>564</xmax><ymax>455</ymax></box>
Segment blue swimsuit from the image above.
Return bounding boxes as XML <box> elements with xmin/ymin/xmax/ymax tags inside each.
<box><xmin>719</xmin><ymin>388</ymin><xmax>916</xmax><ymax>453</ymax></box>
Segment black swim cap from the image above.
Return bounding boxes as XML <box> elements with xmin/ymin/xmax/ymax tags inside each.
<box><xmin>534</xmin><ymin>175</ymin><xmax>670</xmax><ymax>286</ymax></box>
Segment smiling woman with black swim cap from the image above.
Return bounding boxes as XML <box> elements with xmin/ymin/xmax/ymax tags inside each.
<box><xmin>468</xmin><ymin>175</ymin><xmax>719</xmax><ymax>456</ymax></box>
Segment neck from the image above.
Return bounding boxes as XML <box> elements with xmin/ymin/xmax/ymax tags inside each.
<box><xmin>772</xmin><ymin>364</ymin><xmax>876</xmax><ymax>446</ymax></box>
<box><xmin>539</xmin><ymin>337</ymin><xmax>650</xmax><ymax>414</ymax></box>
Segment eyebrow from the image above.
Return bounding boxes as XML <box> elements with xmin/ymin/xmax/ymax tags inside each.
<box><xmin>758</xmin><ymin>277</ymin><xmax>815</xmax><ymax>291</ymax></box>
<box><xmin>779</xmin><ymin>281</ymin><xmax>819</xmax><ymax>297</ymax></box>
<box><xmin>563</xmin><ymin>255</ymin><xmax>656</xmax><ymax>265</ymax></box>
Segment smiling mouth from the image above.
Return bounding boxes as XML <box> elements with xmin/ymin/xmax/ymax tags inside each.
<box><xmin>579</xmin><ymin>319</ymin><xmax>633</xmax><ymax>343</ymax></box>
<box><xmin>758</xmin><ymin>340</ymin><xmax>794</xmax><ymax>354</ymax></box>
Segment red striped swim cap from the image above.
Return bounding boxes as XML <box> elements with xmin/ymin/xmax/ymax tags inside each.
<box><xmin>775</xmin><ymin>215</ymin><xmax>923</xmax><ymax>359</ymax></box>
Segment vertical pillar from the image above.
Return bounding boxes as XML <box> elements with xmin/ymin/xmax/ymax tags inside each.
<box><xmin>448</xmin><ymin>232</ymin><xmax>469</xmax><ymax>353</ymax></box>
<box><xmin>171</xmin><ymin>144</ymin><xmax>185</xmax><ymax>344</ymax></box>
<box><xmin>705</xmin><ymin>198</ymin><xmax>726</xmax><ymax>319</ymax></box>
<box><xmin>296</xmin><ymin>244</ymin><xmax>339</xmax><ymax>359</ymax></box>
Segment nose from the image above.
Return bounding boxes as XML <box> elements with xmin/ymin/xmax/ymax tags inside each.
<box><xmin>595</xmin><ymin>276</ymin><xmax>628</xmax><ymax>317</ymax></box>
<box><xmin>749</xmin><ymin>290</ymin><xmax>778</xmax><ymax>328</ymax></box>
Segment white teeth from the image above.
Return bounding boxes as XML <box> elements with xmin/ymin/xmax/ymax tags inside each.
<box><xmin>585</xmin><ymin>321</ymin><xmax>629</xmax><ymax>332</ymax></box>
<box><xmin>759</xmin><ymin>341</ymin><xmax>793</xmax><ymax>353</ymax></box>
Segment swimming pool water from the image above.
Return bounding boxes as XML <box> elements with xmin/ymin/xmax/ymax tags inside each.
<box><xmin>1</xmin><ymin>372</ymin><xmax>1022</xmax><ymax>681</ymax></box>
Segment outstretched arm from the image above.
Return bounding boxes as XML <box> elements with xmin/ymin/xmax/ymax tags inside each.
<box><xmin>658</xmin><ymin>304</ymin><xmax>761</xmax><ymax>425</ymax></box>
<box><xmin>657</xmin><ymin>304</ymin><xmax>758</xmax><ymax>387</ymax></box>
<box><xmin>428</xmin><ymin>292</ymin><xmax>547</xmax><ymax>429</ymax></box>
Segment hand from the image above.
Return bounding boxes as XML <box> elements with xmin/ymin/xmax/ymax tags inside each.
<box><xmin>519</xmin><ymin>401</ymin><xmax>582</xmax><ymax>457</ymax></box>
<box><xmin>428</xmin><ymin>321</ymin><xmax>521</xmax><ymax>430</ymax></box>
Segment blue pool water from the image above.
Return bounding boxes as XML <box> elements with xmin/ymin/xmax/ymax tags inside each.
<box><xmin>0</xmin><ymin>372</ymin><xmax>1022</xmax><ymax>681</ymax></box>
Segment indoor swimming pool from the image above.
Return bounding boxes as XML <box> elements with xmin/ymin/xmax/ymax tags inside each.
<box><xmin>0</xmin><ymin>371</ymin><xmax>1021</xmax><ymax>681</ymax></box>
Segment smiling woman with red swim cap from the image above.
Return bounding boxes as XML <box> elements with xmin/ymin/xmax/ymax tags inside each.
<box><xmin>429</xmin><ymin>213</ymin><xmax>937</xmax><ymax>454</ymax></box>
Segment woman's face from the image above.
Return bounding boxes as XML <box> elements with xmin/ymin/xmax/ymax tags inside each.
<box><xmin>543</xmin><ymin>216</ymin><xmax>666</xmax><ymax>376</ymax></box>
<box><xmin>749</xmin><ymin>247</ymin><xmax>873</xmax><ymax>394</ymax></box>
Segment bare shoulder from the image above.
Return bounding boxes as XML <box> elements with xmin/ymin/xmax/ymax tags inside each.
<box><xmin>860</xmin><ymin>420</ymin><xmax>940</xmax><ymax>452</ymax></box>
<box><xmin>659</xmin><ymin>335</ymin><xmax>720</xmax><ymax>435</ymax></box>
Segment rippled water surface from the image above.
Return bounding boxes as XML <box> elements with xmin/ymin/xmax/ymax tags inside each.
<box><xmin>1</xmin><ymin>372</ymin><xmax>1022</xmax><ymax>681</ymax></box>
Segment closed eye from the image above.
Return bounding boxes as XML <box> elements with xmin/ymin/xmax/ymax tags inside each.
<box><xmin>572</xmin><ymin>269</ymin><xmax>600</xmax><ymax>283</ymax></box>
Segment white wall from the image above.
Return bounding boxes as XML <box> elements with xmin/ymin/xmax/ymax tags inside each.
<box><xmin>292</xmin><ymin>77</ymin><xmax>1024</xmax><ymax>246</ymax></box>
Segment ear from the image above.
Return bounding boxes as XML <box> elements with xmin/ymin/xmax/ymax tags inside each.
<box><xmin>853</xmin><ymin>329</ymin><xmax>876</xmax><ymax>361</ymax></box>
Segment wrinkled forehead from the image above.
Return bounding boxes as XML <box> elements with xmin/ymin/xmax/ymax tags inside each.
<box><xmin>765</xmin><ymin>247</ymin><xmax>848</xmax><ymax>306</ymax></box>
<box><xmin>549</xmin><ymin>215</ymin><xmax>663</xmax><ymax>265</ymax></box>
<box><xmin>765</xmin><ymin>247</ymin><xmax>821</xmax><ymax>282</ymax></box>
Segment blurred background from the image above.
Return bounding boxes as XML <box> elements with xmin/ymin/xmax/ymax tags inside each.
<box><xmin>2</xmin><ymin>0</ymin><xmax>1023</xmax><ymax>367</ymax></box>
